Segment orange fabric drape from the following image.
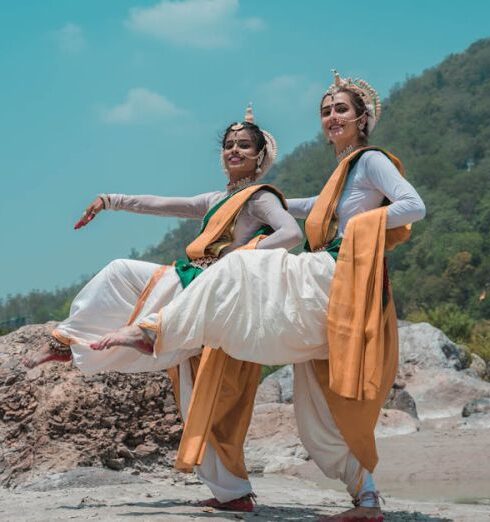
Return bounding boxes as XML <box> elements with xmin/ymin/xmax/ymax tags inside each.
<box><xmin>185</xmin><ymin>184</ymin><xmax>286</xmax><ymax>260</ymax></box>
<box><xmin>170</xmin><ymin>186</ymin><xmax>286</xmax><ymax>476</ymax></box>
<box><xmin>305</xmin><ymin>147</ymin><xmax>410</xmax><ymax>472</ymax></box>
<box><xmin>171</xmin><ymin>350</ymin><xmax>260</xmax><ymax>478</ymax></box>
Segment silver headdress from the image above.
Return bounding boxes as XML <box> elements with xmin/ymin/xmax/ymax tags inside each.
<box><xmin>222</xmin><ymin>103</ymin><xmax>278</xmax><ymax>180</ymax></box>
<box><xmin>325</xmin><ymin>69</ymin><xmax>382</xmax><ymax>133</ymax></box>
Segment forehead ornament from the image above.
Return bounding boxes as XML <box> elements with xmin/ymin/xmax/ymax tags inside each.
<box><xmin>222</xmin><ymin>103</ymin><xmax>278</xmax><ymax>180</ymax></box>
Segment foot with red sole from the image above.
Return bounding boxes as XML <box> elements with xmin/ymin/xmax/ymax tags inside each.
<box><xmin>197</xmin><ymin>493</ymin><xmax>255</xmax><ymax>512</ymax></box>
<box><xmin>317</xmin><ymin>506</ymin><xmax>383</xmax><ymax>522</ymax></box>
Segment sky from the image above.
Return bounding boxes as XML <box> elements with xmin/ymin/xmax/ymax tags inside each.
<box><xmin>1</xmin><ymin>0</ymin><xmax>490</xmax><ymax>300</ymax></box>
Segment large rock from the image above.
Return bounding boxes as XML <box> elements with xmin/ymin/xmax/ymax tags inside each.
<box><xmin>375</xmin><ymin>409</ymin><xmax>420</xmax><ymax>438</ymax></box>
<box><xmin>0</xmin><ymin>324</ymin><xmax>182</xmax><ymax>487</ymax></box>
<box><xmin>384</xmin><ymin>386</ymin><xmax>418</xmax><ymax>419</ymax></box>
<box><xmin>462</xmin><ymin>397</ymin><xmax>490</xmax><ymax>417</ymax></box>
<box><xmin>403</xmin><ymin>368</ymin><xmax>490</xmax><ymax>419</ymax></box>
<box><xmin>256</xmin><ymin>365</ymin><xmax>293</xmax><ymax>404</ymax></box>
<box><xmin>398</xmin><ymin>321</ymin><xmax>469</xmax><ymax>370</ymax></box>
<box><xmin>245</xmin><ymin>403</ymin><xmax>307</xmax><ymax>473</ymax></box>
<box><xmin>469</xmin><ymin>353</ymin><xmax>487</xmax><ymax>379</ymax></box>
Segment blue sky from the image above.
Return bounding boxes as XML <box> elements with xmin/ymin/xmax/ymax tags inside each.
<box><xmin>1</xmin><ymin>0</ymin><xmax>490</xmax><ymax>299</ymax></box>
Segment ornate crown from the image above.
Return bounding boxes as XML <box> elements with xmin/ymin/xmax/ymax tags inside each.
<box><xmin>222</xmin><ymin>103</ymin><xmax>278</xmax><ymax>179</ymax></box>
<box><xmin>326</xmin><ymin>69</ymin><xmax>382</xmax><ymax>132</ymax></box>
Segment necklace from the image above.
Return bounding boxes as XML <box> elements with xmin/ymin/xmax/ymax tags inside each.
<box><xmin>226</xmin><ymin>176</ymin><xmax>255</xmax><ymax>193</ymax></box>
<box><xmin>336</xmin><ymin>145</ymin><xmax>361</xmax><ymax>163</ymax></box>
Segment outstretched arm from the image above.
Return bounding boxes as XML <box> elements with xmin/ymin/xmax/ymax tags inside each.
<box><xmin>74</xmin><ymin>193</ymin><xmax>215</xmax><ymax>229</ymax></box>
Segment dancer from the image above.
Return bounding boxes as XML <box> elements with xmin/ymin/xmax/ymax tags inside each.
<box><xmin>24</xmin><ymin>107</ymin><xmax>302</xmax><ymax>512</ymax></box>
<box><xmin>93</xmin><ymin>71</ymin><xmax>425</xmax><ymax>521</ymax></box>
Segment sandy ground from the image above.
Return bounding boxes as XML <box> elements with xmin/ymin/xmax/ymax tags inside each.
<box><xmin>1</xmin><ymin>418</ymin><xmax>490</xmax><ymax>521</ymax></box>
<box><xmin>2</xmin><ymin>417</ymin><xmax>490</xmax><ymax>522</ymax></box>
<box><xmin>1</xmin><ymin>471</ymin><xmax>489</xmax><ymax>522</ymax></box>
<box><xmin>290</xmin><ymin>419</ymin><xmax>490</xmax><ymax>506</ymax></box>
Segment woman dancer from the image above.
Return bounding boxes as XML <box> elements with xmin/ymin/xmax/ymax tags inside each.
<box><xmin>93</xmin><ymin>71</ymin><xmax>425</xmax><ymax>521</ymax></box>
<box><xmin>24</xmin><ymin>107</ymin><xmax>302</xmax><ymax>512</ymax></box>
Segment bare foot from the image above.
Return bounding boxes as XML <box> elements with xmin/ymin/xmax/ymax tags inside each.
<box><xmin>22</xmin><ymin>342</ymin><xmax>72</xmax><ymax>369</ymax></box>
<box><xmin>90</xmin><ymin>325</ymin><xmax>153</xmax><ymax>355</ymax></box>
<box><xmin>317</xmin><ymin>506</ymin><xmax>383</xmax><ymax>521</ymax></box>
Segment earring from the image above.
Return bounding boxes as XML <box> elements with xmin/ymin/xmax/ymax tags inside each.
<box><xmin>357</xmin><ymin>123</ymin><xmax>364</xmax><ymax>130</ymax></box>
<box><xmin>255</xmin><ymin>149</ymin><xmax>265</xmax><ymax>174</ymax></box>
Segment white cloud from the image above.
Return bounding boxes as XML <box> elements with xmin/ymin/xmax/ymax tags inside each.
<box><xmin>101</xmin><ymin>88</ymin><xmax>186</xmax><ymax>124</ymax></box>
<box><xmin>125</xmin><ymin>0</ymin><xmax>265</xmax><ymax>49</ymax></box>
<box><xmin>53</xmin><ymin>23</ymin><xmax>86</xmax><ymax>54</ymax></box>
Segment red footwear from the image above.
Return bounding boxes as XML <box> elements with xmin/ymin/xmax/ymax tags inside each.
<box><xmin>197</xmin><ymin>493</ymin><xmax>255</xmax><ymax>512</ymax></box>
<box><xmin>317</xmin><ymin>491</ymin><xmax>384</xmax><ymax>521</ymax></box>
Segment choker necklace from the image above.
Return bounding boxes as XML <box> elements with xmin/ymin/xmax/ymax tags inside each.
<box><xmin>227</xmin><ymin>176</ymin><xmax>255</xmax><ymax>193</ymax></box>
<box><xmin>336</xmin><ymin>145</ymin><xmax>361</xmax><ymax>163</ymax></box>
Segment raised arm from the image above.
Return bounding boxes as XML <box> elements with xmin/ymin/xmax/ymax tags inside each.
<box><xmin>248</xmin><ymin>191</ymin><xmax>304</xmax><ymax>251</ymax></box>
<box><xmin>285</xmin><ymin>196</ymin><xmax>318</xmax><ymax>219</ymax></box>
<box><xmin>364</xmin><ymin>151</ymin><xmax>426</xmax><ymax>228</ymax></box>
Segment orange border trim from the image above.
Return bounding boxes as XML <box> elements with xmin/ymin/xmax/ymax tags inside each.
<box><xmin>126</xmin><ymin>265</ymin><xmax>169</xmax><ymax>326</ymax></box>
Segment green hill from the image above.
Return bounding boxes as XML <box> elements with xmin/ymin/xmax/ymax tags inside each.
<box><xmin>2</xmin><ymin>39</ymin><xmax>489</xmax><ymax>357</ymax></box>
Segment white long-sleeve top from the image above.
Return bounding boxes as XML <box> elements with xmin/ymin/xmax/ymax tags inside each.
<box><xmin>107</xmin><ymin>188</ymin><xmax>303</xmax><ymax>253</ymax></box>
<box><xmin>287</xmin><ymin>150</ymin><xmax>426</xmax><ymax>235</ymax></box>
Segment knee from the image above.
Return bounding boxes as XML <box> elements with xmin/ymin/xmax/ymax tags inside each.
<box><xmin>102</xmin><ymin>258</ymin><xmax>131</xmax><ymax>278</ymax></box>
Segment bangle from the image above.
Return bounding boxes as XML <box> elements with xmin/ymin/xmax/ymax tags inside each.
<box><xmin>98</xmin><ymin>194</ymin><xmax>110</xmax><ymax>210</ymax></box>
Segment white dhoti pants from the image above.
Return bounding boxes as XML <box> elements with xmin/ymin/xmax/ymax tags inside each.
<box><xmin>56</xmin><ymin>258</ymin><xmax>249</xmax><ymax>502</ymax></box>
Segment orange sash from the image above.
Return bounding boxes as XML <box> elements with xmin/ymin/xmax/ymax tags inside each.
<box><xmin>306</xmin><ymin>147</ymin><xmax>410</xmax><ymax>471</ymax></box>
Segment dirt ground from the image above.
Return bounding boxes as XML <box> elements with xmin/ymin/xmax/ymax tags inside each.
<box><xmin>1</xmin><ymin>471</ymin><xmax>489</xmax><ymax>522</ymax></box>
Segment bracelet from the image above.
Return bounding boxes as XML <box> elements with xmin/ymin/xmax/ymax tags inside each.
<box><xmin>98</xmin><ymin>194</ymin><xmax>110</xmax><ymax>210</ymax></box>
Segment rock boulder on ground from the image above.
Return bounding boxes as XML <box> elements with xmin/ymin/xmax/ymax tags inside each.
<box><xmin>256</xmin><ymin>365</ymin><xmax>293</xmax><ymax>404</ymax></box>
<box><xmin>462</xmin><ymin>397</ymin><xmax>490</xmax><ymax>417</ymax></box>
<box><xmin>0</xmin><ymin>323</ymin><xmax>182</xmax><ymax>487</ymax></box>
<box><xmin>245</xmin><ymin>403</ymin><xmax>308</xmax><ymax>473</ymax></box>
<box><xmin>469</xmin><ymin>353</ymin><xmax>487</xmax><ymax>379</ymax></box>
<box><xmin>397</xmin><ymin>321</ymin><xmax>469</xmax><ymax>370</ymax></box>
<box><xmin>403</xmin><ymin>368</ymin><xmax>490</xmax><ymax>419</ymax></box>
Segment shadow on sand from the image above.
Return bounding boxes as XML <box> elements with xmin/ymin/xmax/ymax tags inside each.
<box><xmin>57</xmin><ymin>497</ymin><xmax>453</xmax><ymax>521</ymax></box>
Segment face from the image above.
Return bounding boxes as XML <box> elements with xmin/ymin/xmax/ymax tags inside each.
<box><xmin>223</xmin><ymin>128</ymin><xmax>259</xmax><ymax>177</ymax></box>
<box><xmin>320</xmin><ymin>91</ymin><xmax>365</xmax><ymax>148</ymax></box>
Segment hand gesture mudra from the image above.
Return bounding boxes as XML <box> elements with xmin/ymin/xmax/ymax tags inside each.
<box><xmin>74</xmin><ymin>196</ymin><xmax>105</xmax><ymax>230</ymax></box>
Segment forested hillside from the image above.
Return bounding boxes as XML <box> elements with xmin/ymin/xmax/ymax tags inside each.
<box><xmin>2</xmin><ymin>39</ymin><xmax>489</xmax><ymax>357</ymax></box>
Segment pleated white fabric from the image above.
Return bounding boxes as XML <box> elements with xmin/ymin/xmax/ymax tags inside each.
<box><xmin>59</xmin><ymin>259</ymin><xmax>201</xmax><ymax>375</ymax></box>
<box><xmin>156</xmin><ymin>249</ymin><xmax>336</xmax><ymax>365</ymax></box>
<box><xmin>294</xmin><ymin>361</ymin><xmax>368</xmax><ymax>496</ymax></box>
<box><xmin>58</xmin><ymin>258</ymin><xmax>250</xmax><ymax>501</ymax></box>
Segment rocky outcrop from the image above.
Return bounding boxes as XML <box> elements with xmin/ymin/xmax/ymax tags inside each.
<box><xmin>256</xmin><ymin>365</ymin><xmax>293</xmax><ymax>405</ymax></box>
<box><xmin>462</xmin><ymin>397</ymin><xmax>490</xmax><ymax>417</ymax></box>
<box><xmin>468</xmin><ymin>353</ymin><xmax>487</xmax><ymax>379</ymax></box>
<box><xmin>397</xmin><ymin>321</ymin><xmax>470</xmax><ymax>370</ymax></box>
<box><xmin>245</xmin><ymin>403</ymin><xmax>307</xmax><ymax>474</ymax></box>
<box><xmin>0</xmin><ymin>323</ymin><xmax>182</xmax><ymax>487</ymax></box>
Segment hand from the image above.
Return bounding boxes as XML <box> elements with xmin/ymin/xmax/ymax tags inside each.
<box><xmin>74</xmin><ymin>196</ymin><xmax>105</xmax><ymax>230</ymax></box>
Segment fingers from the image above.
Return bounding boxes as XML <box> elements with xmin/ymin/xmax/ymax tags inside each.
<box><xmin>74</xmin><ymin>196</ymin><xmax>106</xmax><ymax>230</ymax></box>
<box><xmin>74</xmin><ymin>211</ymin><xmax>95</xmax><ymax>230</ymax></box>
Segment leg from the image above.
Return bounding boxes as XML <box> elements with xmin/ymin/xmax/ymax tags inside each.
<box><xmin>90</xmin><ymin>325</ymin><xmax>153</xmax><ymax>354</ymax></box>
<box><xmin>294</xmin><ymin>362</ymin><xmax>383</xmax><ymax>521</ymax></box>
<box><xmin>155</xmin><ymin>250</ymin><xmax>333</xmax><ymax>365</ymax></box>
<box><xmin>178</xmin><ymin>360</ymin><xmax>255</xmax><ymax>510</ymax></box>
<box><xmin>22</xmin><ymin>338</ymin><xmax>72</xmax><ymax>368</ymax></box>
